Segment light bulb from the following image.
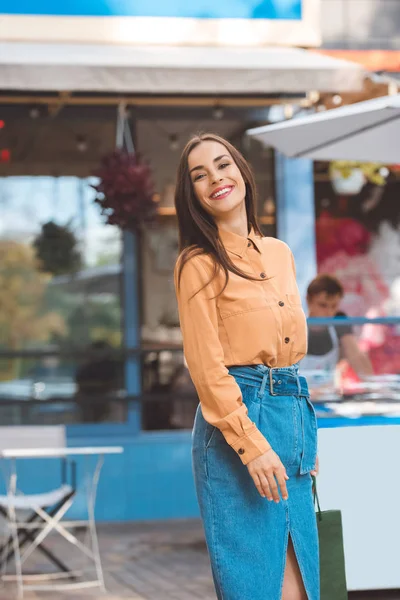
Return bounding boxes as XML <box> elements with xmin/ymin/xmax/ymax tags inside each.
<box><xmin>29</xmin><ymin>107</ymin><xmax>40</xmax><ymax>119</ymax></box>
<box><xmin>169</xmin><ymin>134</ymin><xmax>179</xmax><ymax>151</ymax></box>
<box><xmin>264</xmin><ymin>197</ymin><xmax>275</xmax><ymax>215</ymax></box>
<box><xmin>76</xmin><ymin>135</ymin><xmax>88</xmax><ymax>152</ymax></box>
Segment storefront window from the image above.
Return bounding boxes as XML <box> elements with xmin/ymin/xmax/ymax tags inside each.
<box><xmin>0</xmin><ymin>176</ymin><xmax>126</xmax><ymax>424</ymax></box>
<box><xmin>311</xmin><ymin>164</ymin><xmax>400</xmax><ymax>404</ymax></box>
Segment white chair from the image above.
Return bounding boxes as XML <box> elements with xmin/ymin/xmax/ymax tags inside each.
<box><xmin>0</xmin><ymin>426</ymin><xmax>106</xmax><ymax>598</ymax></box>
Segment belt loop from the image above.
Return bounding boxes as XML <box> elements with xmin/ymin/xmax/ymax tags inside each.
<box><xmin>258</xmin><ymin>369</ymin><xmax>269</xmax><ymax>399</ymax></box>
<box><xmin>269</xmin><ymin>367</ymin><xmax>277</xmax><ymax>396</ymax></box>
<box><xmin>296</xmin><ymin>372</ymin><xmax>301</xmax><ymax>395</ymax></box>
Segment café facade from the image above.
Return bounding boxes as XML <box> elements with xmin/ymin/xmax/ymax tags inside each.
<box><xmin>0</xmin><ymin>0</ymin><xmax>368</xmax><ymax>522</ymax></box>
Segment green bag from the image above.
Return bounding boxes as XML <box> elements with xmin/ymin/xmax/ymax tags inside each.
<box><xmin>312</xmin><ymin>477</ymin><xmax>348</xmax><ymax>600</ymax></box>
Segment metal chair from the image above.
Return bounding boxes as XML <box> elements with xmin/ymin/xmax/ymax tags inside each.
<box><xmin>0</xmin><ymin>426</ymin><xmax>105</xmax><ymax>598</ymax></box>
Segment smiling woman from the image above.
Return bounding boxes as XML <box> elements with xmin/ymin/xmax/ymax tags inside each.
<box><xmin>173</xmin><ymin>133</ymin><xmax>319</xmax><ymax>600</ymax></box>
<box><xmin>175</xmin><ymin>133</ymin><xmax>264</xmax><ymax>289</ymax></box>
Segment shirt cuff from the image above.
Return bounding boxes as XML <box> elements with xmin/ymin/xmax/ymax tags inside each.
<box><xmin>230</xmin><ymin>426</ymin><xmax>271</xmax><ymax>465</ymax></box>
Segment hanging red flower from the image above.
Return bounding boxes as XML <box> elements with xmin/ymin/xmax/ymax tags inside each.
<box><xmin>92</xmin><ymin>150</ymin><xmax>157</xmax><ymax>231</ymax></box>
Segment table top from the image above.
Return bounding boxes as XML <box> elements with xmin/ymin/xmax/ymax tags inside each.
<box><xmin>0</xmin><ymin>446</ymin><xmax>124</xmax><ymax>459</ymax></box>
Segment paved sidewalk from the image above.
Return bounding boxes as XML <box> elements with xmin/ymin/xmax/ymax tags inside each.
<box><xmin>0</xmin><ymin>519</ymin><xmax>398</xmax><ymax>599</ymax></box>
<box><xmin>0</xmin><ymin>519</ymin><xmax>215</xmax><ymax>600</ymax></box>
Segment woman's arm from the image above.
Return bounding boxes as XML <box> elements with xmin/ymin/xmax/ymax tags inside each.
<box><xmin>174</xmin><ymin>254</ymin><xmax>271</xmax><ymax>465</ymax></box>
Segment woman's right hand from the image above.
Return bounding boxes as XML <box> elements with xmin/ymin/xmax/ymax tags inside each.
<box><xmin>247</xmin><ymin>448</ymin><xmax>289</xmax><ymax>502</ymax></box>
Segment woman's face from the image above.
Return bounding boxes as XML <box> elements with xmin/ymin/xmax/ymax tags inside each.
<box><xmin>187</xmin><ymin>140</ymin><xmax>246</xmax><ymax>219</ymax></box>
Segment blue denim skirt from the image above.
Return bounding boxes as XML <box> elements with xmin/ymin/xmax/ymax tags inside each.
<box><xmin>192</xmin><ymin>364</ymin><xmax>319</xmax><ymax>600</ymax></box>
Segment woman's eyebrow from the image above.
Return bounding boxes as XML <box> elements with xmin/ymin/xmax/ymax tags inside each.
<box><xmin>189</xmin><ymin>154</ymin><xmax>230</xmax><ymax>175</ymax></box>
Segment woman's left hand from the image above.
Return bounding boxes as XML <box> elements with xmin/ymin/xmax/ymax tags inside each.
<box><xmin>310</xmin><ymin>456</ymin><xmax>319</xmax><ymax>477</ymax></box>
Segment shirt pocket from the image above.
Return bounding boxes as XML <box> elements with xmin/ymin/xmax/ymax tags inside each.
<box><xmin>219</xmin><ymin>297</ymin><xmax>277</xmax><ymax>363</ymax></box>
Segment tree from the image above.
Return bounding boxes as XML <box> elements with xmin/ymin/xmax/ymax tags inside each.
<box><xmin>33</xmin><ymin>221</ymin><xmax>82</xmax><ymax>276</ymax></box>
<box><xmin>0</xmin><ymin>240</ymin><xmax>66</xmax><ymax>354</ymax></box>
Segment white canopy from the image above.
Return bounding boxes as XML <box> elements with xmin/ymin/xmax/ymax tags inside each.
<box><xmin>248</xmin><ymin>93</ymin><xmax>400</xmax><ymax>163</ymax></box>
<box><xmin>0</xmin><ymin>42</ymin><xmax>366</xmax><ymax>94</ymax></box>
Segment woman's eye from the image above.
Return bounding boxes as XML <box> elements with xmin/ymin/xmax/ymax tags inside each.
<box><xmin>193</xmin><ymin>173</ymin><xmax>205</xmax><ymax>182</ymax></box>
<box><xmin>219</xmin><ymin>163</ymin><xmax>230</xmax><ymax>169</ymax></box>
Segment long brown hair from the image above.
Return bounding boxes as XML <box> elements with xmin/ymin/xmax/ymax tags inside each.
<box><xmin>175</xmin><ymin>132</ymin><xmax>263</xmax><ymax>293</ymax></box>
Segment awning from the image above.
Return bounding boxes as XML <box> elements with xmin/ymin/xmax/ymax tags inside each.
<box><xmin>0</xmin><ymin>42</ymin><xmax>366</xmax><ymax>94</ymax></box>
<box><xmin>247</xmin><ymin>93</ymin><xmax>400</xmax><ymax>163</ymax></box>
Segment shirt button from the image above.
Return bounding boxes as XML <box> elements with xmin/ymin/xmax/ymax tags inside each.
<box><xmin>260</xmin><ymin>272</ymin><xmax>266</xmax><ymax>279</ymax></box>
<box><xmin>284</xmin><ymin>337</ymin><xmax>290</xmax><ymax>344</ymax></box>
<box><xmin>278</xmin><ymin>301</ymin><xmax>285</xmax><ymax>307</ymax></box>
<box><xmin>238</xmin><ymin>448</ymin><xmax>245</xmax><ymax>455</ymax></box>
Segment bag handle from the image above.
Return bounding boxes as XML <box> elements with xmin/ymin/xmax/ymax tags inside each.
<box><xmin>312</xmin><ymin>475</ymin><xmax>323</xmax><ymax>522</ymax></box>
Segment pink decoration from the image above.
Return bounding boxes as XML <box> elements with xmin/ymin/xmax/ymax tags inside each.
<box><xmin>316</xmin><ymin>211</ymin><xmax>371</xmax><ymax>264</ymax></box>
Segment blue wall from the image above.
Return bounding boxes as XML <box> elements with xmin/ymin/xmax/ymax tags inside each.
<box><xmin>66</xmin><ymin>431</ymin><xmax>198</xmax><ymax>521</ymax></box>
<box><xmin>2</xmin><ymin>0</ymin><xmax>302</xmax><ymax>19</ymax></box>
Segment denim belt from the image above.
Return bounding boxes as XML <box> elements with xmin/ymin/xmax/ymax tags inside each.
<box><xmin>228</xmin><ymin>363</ymin><xmax>309</xmax><ymax>398</ymax></box>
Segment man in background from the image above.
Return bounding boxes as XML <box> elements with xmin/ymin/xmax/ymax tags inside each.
<box><xmin>301</xmin><ymin>274</ymin><xmax>373</xmax><ymax>396</ymax></box>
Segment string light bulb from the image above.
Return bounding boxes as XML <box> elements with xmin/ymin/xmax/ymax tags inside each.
<box><xmin>29</xmin><ymin>107</ymin><xmax>40</xmax><ymax>119</ymax></box>
<box><xmin>169</xmin><ymin>134</ymin><xmax>179</xmax><ymax>151</ymax></box>
<box><xmin>76</xmin><ymin>135</ymin><xmax>88</xmax><ymax>153</ymax></box>
<box><xmin>213</xmin><ymin>106</ymin><xmax>224</xmax><ymax>120</ymax></box>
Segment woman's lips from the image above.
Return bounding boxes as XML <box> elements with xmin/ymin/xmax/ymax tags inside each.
<box><xmin>210</xmin><ymin>186</ymin><xmax>234</xmax><ymax>200</ymax></box>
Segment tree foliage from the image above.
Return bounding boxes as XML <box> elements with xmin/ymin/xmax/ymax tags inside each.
<box><xmin>0</xmin><ymin>240</ymin><xmax>66</xmax><ymax>350</ymax></box>
<box><xmin>33</xmin><ymin>221</ymin><xmax>82</xmax><ymax>276</ymax></box>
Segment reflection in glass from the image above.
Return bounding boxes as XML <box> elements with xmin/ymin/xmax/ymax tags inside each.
<box><xmin>141</xmin><ymin>349</ymin><xmax>198</xmax><ymax>431</ymax></box>
<box><xmin>0</xmin><ymin>176</ymin><xmax>124</xmax><ymax>424</ymax></box>
<box><xmin>0</xmin><ymin>355</ymin><xmax>127</xmax><ymax>426</ymax></box>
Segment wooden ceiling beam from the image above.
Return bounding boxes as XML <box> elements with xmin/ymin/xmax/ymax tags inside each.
<box><xmin>0</xmin><ymin>94</ymin><xmax>306</xmax><ymax>108</ymax></box>
<box><xmin>318</xmin><ymin>76</ymin><xmax>399</xmax><ymax>110</ymax></box>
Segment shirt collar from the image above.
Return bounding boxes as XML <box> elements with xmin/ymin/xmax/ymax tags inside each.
<box><xmin>218</xmin><ymin>226</ymin><xmax>262</xmax><ymax>258</ymax></box>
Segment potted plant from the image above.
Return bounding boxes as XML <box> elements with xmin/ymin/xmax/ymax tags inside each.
<box><xmin>329</xmin><ymin>161</ymin><xmax>389</xmax><ymax>195</ymax></box>
<box><xmin>92</xmin><ymin>150</ymin><xmax>157</xmax><ymax>232</ymax></box>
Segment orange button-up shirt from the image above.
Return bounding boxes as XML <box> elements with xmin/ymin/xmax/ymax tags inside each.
<box><xmin>174</xmin><ymin>227</ymin><xmax>307</xmax><ymax>465</ymax></box>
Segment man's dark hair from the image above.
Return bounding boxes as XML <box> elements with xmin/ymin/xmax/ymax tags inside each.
<box><xmin>307</xmin><ymin>274</ymin><xmax>344</xmax><ymax>299</ymax></box>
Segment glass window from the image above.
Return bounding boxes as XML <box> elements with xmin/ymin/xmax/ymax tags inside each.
<box><xmin>310</xmin><ymin>164</ymin><xmax>400</xmax><ymax>407</ymax></box>
<box><xmin>0</xmin><ymin>176</ymin><xmax>126</xmax><ymax>424</ymax></box>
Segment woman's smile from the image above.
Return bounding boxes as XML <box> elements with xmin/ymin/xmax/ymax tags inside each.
<box><xmin>210</xmin><ymin>185</ymin><xmax>234</xmax><ymax>200</ymax></box>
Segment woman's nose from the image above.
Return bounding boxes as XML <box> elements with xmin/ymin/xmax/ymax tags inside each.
<box><xmin>211</xmin><ymin>172</ymin><xmax>222</xmax><ymax>184</ymax></box>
